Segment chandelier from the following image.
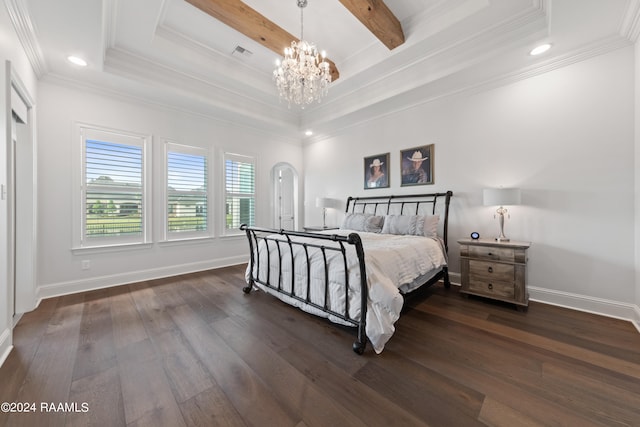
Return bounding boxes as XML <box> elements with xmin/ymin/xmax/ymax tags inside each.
<box><xmin>273</xmin><ymin>0</ymin><xmax>332</xmax><ymax>107</ymax></box>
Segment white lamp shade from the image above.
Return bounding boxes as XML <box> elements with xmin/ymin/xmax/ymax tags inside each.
<box><xmin>483</xmin><ymin>188</ymin><xmax>521</xmax><ymax>206</ymax></box>
<box><xmin>316</xmin><ymin>197</ymin><xmax>340</xmax><ymax>209</ymax></box>
<box><xmin>316</xmin><ymin>197</ymin><xmax>329</xmax><ymax>208</ymax></box>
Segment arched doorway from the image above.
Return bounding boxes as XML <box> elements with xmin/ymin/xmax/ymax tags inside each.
<box><xmin>271</xmin><ymin>163</ymin><xmax>298</xmax><ymax>230</ymax></box>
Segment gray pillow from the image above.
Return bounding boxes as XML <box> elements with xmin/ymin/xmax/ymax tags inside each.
<box><xmin>341</xmin><ymin>213</ymin><xmax>385</xmax><ymax>233</ymax></box>
<box><xmin>381</xmin><ymin>214</ymin><xmax>439</xmax><ymax>237</ymax></box>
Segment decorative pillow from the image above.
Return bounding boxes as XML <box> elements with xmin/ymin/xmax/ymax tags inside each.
<box><xmin>420</xmin><ymin>215</ymin><xmax>440</xmax><ymax>238</ymax></box>
<box><xmin>381</xmin><ymin>215</ymin><xmax>414</xmax><ymax>235</ymax></box>
<box><xmin>381</xmin><ymin>214</ymin><xmax>440</xmax><ymax>237</ymax></box>
<box><xmin>341</xmin><ymin>213</ymin><xmax>385</xmax><ymax>233</ymax></box>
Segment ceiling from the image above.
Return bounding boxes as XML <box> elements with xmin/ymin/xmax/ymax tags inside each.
<box><xmin>10</xmin><ymin>0</ymin><xmax>639</xmax><ymax>142</ymax></box>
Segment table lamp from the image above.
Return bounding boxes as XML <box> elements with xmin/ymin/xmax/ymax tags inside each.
<box><xmin>483</xmin><ymin>188</ymin><xmax>521</xmax><ymax>242</ymax></box>
<box><xmin>315</xmin><ymin>197</ymin><xmax>331</xmax><ymax>228</ymax></box>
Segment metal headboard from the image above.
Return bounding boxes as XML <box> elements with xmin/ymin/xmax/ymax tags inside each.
<box><xmin>345</xmin><ymin>191</ymin><xmax>453</xmax><ymax>251</ymax></box>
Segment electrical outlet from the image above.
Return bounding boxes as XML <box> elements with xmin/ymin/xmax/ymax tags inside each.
<box><xmin>81</xmin><ymin>260</ymin><xmax>90</xmax><ymax>270</ymax></box>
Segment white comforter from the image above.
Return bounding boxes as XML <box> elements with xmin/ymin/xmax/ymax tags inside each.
<box><xmin>246</xmin><ymin>230</ymin><xmax>447</xmax><ymax>353</ymax></box>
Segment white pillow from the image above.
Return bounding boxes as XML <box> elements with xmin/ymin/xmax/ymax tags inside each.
<box><xmin>420</xmin><ymin>215</ymin><xmax>440</xmax><ymax>238</ymax></box>
<box><xmin>381</xmin><ymin>214</ymin><xmax>439</xmax><ymax>237</ymax></box>
<box><xmin>341</xmin><ymin>213</ymin><xmax>385</xmax><ymax>233</ymax></box>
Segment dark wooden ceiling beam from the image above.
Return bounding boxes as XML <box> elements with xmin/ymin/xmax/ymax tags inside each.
<box><xmin>185</xmin><ymin>0</ymin><xmax>339</xmax><ymax>81</ymax></box>
<box><xmin>337</xmin><ymin>0</ymin><xmax>404</xmax><ymax>50</ymax></box>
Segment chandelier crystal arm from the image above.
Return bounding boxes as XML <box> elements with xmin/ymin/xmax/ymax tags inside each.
<box><xmin>273</xmin><ymin>0</ymin><xmax>333</xmax><ymax>107</ymax></box>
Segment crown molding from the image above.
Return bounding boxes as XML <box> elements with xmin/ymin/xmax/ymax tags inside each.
<box><xmin>303</xmin><ymin>0</ymin><xmax>549</xmax><ymax>128</ymax></box>
<box><xmin>102</xmin><ymin>0</ymin><xmax>117</xmax><ymax>59</ymax></box>
<box><xmin>492</xmin><ymin>34</ymin><xmax>631</xmax><ymax>84</ymax></box>
<box><xmin>4</xmin><ymin>0</ymin><xmax>47</xmax><ymax>77</ymax></box>
<box><xmin>154</xmin><ymin>23</ymin><xmax>273</xmax><ymax>89</ymax></box>
<box><xmin>401</xmin><ymin>0</ymin><xmax>488</xmax><ymax>39</ymax></box>
<box><xmin>338</xmin><ymin>0</ymin><xmax>489</xmax><ymax>83</ymax></box>
<box><xmin>620</xmin><ymin>0</ymin><xmax>640</xmax><ymax>42</ymax></box>
<box><xmin>304</xmin><ymin>33</ymin><xmax>630</xmax><ymax>145</ymax></box>
<box><xmin>103</xmin><ymin>47</ymin><xmax>297</xmax><ymax>125</ymax></box>
<box><xmin>40</xmin><ymin>72</ymin><xmax>302</xmax><ymax>146</ymax></box>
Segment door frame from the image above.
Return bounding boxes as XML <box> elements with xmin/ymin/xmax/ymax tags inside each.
<box><xmin>270</xmin><ymin>162</ymin><xmax>298</xmax><ymax>230</ymax></box>
<box><xmin>7</xmin><ymin>64</ymin><xmax>37</xmax><ymax>322</ymax></box>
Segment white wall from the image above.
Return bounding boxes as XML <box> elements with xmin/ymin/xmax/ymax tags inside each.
<box><xmin>304</xmin><ymin>47</ymin><xmax>636</xmax><ymax>319</ymax></box>
<box><xmin>635</xmin><ymin>39</ymin><xmax>640</xmax><ymax>328</ymax></box>
<box><xmin>36</xmin><ymin>81</ymin><xmax>303</xmax><ymax>299</ymax></box>
<box><xmin>0</xmin><ymin>3</ymin><xmax>38</xmax><ymax>364</ymax></box>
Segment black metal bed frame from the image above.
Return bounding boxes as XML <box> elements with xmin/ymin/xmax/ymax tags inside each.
<box><xmin>241</xmin><ymin>191</ymin><xmax>453</xmax><ymax>354</ymax></box>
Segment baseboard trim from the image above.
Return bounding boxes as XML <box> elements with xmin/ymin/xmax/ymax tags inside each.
<box><xmin>32</xmin><ymin>268</ymin><xmax>640</xmax><ymax>335</ymax></box>
<box><xmin>36</xmin><ymin>255</ymin><xmax>247</xmax><ymax>303</ymax></box>
<box><xmin>529</xmin><ymin>286</ymin><xmax>639</xmax><ymax>330</ymax></box>
<box><xmin>632</xmin><ymin>304</ymin><xmax>640</xmax><ymax>333</ymax></box>
<box><xmin>0</xmin><ymin>328</ymin><xmax>13</xmax><ymax>368</ymax></box>
<box><xmin>449</xmin><ymin>272</ymin><xmax>461</xmax><ymax>286</ymax></box>
<box><xmin>448</xmin><ymin>273</ymin><xmax>639</xmax><ymax>333</ymax></box>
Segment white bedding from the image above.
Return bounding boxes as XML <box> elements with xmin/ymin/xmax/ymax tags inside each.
<box><xmin>245</xmin><ymin>229</ymin><xmax>447</xmax><ymax>353</ymax></box>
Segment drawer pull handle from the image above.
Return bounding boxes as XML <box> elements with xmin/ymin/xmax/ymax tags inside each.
<box><xmin>488</xmin><ymin>283</ymin><xmax>493</xmax><ymax>290</ymax></box>
<box><xmin>487</xmin><ymin>267</ymin><xmax>493</xmax><ymax>273</ymax></box>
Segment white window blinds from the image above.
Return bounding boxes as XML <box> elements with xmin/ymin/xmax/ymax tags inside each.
<box><xmin>167</xmin><ymin>145</ymin><xmax>208</xmax><ymax>235</ymax></box>
<box><xmin>224</xmin><ymin>152</ymin><xmax>255</xmax><ymax>233</ymax></box>
<box><xmin>85</xmin><ymin>140</ymin><xmax>143</xmax><ymax>237</ymax></box>
<box><xmin>77</xmin><ymin>124</ymin><xmax>150</xmax><ymax>248</ymax></box>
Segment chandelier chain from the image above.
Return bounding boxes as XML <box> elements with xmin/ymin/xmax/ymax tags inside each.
<box><xmin>273</xmin><ymin>0</ymin><xmax>331</xmax><ymax>108</ymax></box>
<box><xmin>298</xmin><ymin>0</ymin><xmax>307</xmax><ymax>40</ymax></box>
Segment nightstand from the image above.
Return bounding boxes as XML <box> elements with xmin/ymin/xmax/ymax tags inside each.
<box><xmin>458</xmin><ymin>238</ymin><xmax>531</xmax><ymax>309</ymax></box>
<box><xmin>303</xmin><ymin>226</ymin><xmax>339</xmax><ymax>232</ymax></box>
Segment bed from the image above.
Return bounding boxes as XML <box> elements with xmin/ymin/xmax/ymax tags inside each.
<box><xmin>240</xmin><ymin>191</ymin><xmax>453</xmax><ymax>354</ymax></box>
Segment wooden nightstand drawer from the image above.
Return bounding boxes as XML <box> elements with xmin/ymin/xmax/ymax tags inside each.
<box><xmin>467</xmin><ymin>246</ymin><xmax>515</xmax><ymax>262</ymax></box>
<box><xmin>458</xmin><ymin>238</ymin><xmax>531</xmax><ymax>308</ymax></box>
<box><xmin>468</xmin><ymin>260</ymin><xmax>514</xmax><ymax>282</ymax></box>
<box><xmin>467</xmin><ymin>279</ymin><xmax>515</xmax><ymax>299</ymax></box>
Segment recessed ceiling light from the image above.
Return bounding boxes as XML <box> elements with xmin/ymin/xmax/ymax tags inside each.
<box><xmin>67</xmin><ymin>55</ymin><xmax>87</xmax><ymax>67</ymax></box>
<box><xmin>529</xmin><ymin>44</ymin><xmax>551</xmax><ymax>56</ymax></box>
<box><xmin>305</xmin><ymin>130</ymin><xmax>313</xmax><ymax>136</ymax></box>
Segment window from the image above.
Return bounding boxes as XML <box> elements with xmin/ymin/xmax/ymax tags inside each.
<box><xmin>76</xmin><ymin>124</ymin><xmax>151</xmax><ymax>248</ymax></box>
<box><xmin>165</xmin><ymin>142</ymin><xmax>210</xmax><ymax>239</ymax></box>
<box><xmin>224</xmin><ymin>152</ymin><xmax>255</xmax><ymax>234</ymax></box>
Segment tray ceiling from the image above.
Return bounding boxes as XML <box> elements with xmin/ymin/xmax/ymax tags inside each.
<box><xmin>13</xmin><ymin>0</ymin><xmax>638</xmax><ymax>141</ymax></box>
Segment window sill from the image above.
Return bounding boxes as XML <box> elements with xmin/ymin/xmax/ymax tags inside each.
<box><xmin>220</xmin><ymin>232</ymin><xmax>247</xmax><ymax>239</ymax></box>
<box><xmin>158</xmin><ymin>236</ymin><xmax>215</xmax><ymax>247</ymax></box>
<box><xmin>72</xmin><ymin>242</ymin><xmax>154</xmax><ymax>255</ymax></box>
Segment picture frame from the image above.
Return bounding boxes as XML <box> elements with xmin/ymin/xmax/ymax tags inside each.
<box><xmin>400</xmin><ymin>144</ymin><xmax>434</xmax><ymax>186</ymax></box>
<box><xmin>363</xmin><ymin>152</ymin><xmax>390</xmax><ymax>189</ymax></box>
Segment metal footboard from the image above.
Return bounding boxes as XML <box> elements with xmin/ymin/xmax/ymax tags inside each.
<box><xmin>240</xmin><ymin>225</ymin><xmax>368</xmax><ymax>354</ymax></box>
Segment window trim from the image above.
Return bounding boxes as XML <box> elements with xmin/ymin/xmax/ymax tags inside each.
<box><xmin>162</xmin><ymin>140</ymin><xmax>213</xmax><ymax>242</ymax></box>
<box><xmin>72</xmin><ymin>122</ymin><xmax>152</xmax><ymax>250</ymax></box>
<box><xmin>222</xmin><ymin>151</ymin><xmax>256</xmax><ymax>237</ymax></box>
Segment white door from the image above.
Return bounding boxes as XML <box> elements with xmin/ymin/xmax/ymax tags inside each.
<box><xmin>10</xmin><ymin>81</ymin><xmax>36</xmax><ymax>317</ymax></box>
<box><xmin>10</xmin><ymin>114</ymin><xmax>17</xmax><ymax>318</ymax></box>
<box><xmin>272</xmin><ymin>163</ymin><xmax>297</xmax><ymax>230</ymax></box>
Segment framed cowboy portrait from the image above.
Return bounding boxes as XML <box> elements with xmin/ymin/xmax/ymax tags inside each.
<box><xmin>400</xmin><ymin>144</ymin><xmax>434</xmax><ymax>186</ymax></box>
<box><xmin>364</xmin><ymin>152</ymin><xmax>390</xmax><ymax>189</ymax></box>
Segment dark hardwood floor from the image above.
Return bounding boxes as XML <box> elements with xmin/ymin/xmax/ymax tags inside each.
<box><xmin>1</xmin><ymin>264</ymin><xmax>639</xmax><ymax>426</ymax></box>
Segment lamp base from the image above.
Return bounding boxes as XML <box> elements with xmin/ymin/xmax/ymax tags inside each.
<box><xmin>494</xmin><ymin>208</ymin><xmax>509</xmax><ymax>243</ymax></box>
